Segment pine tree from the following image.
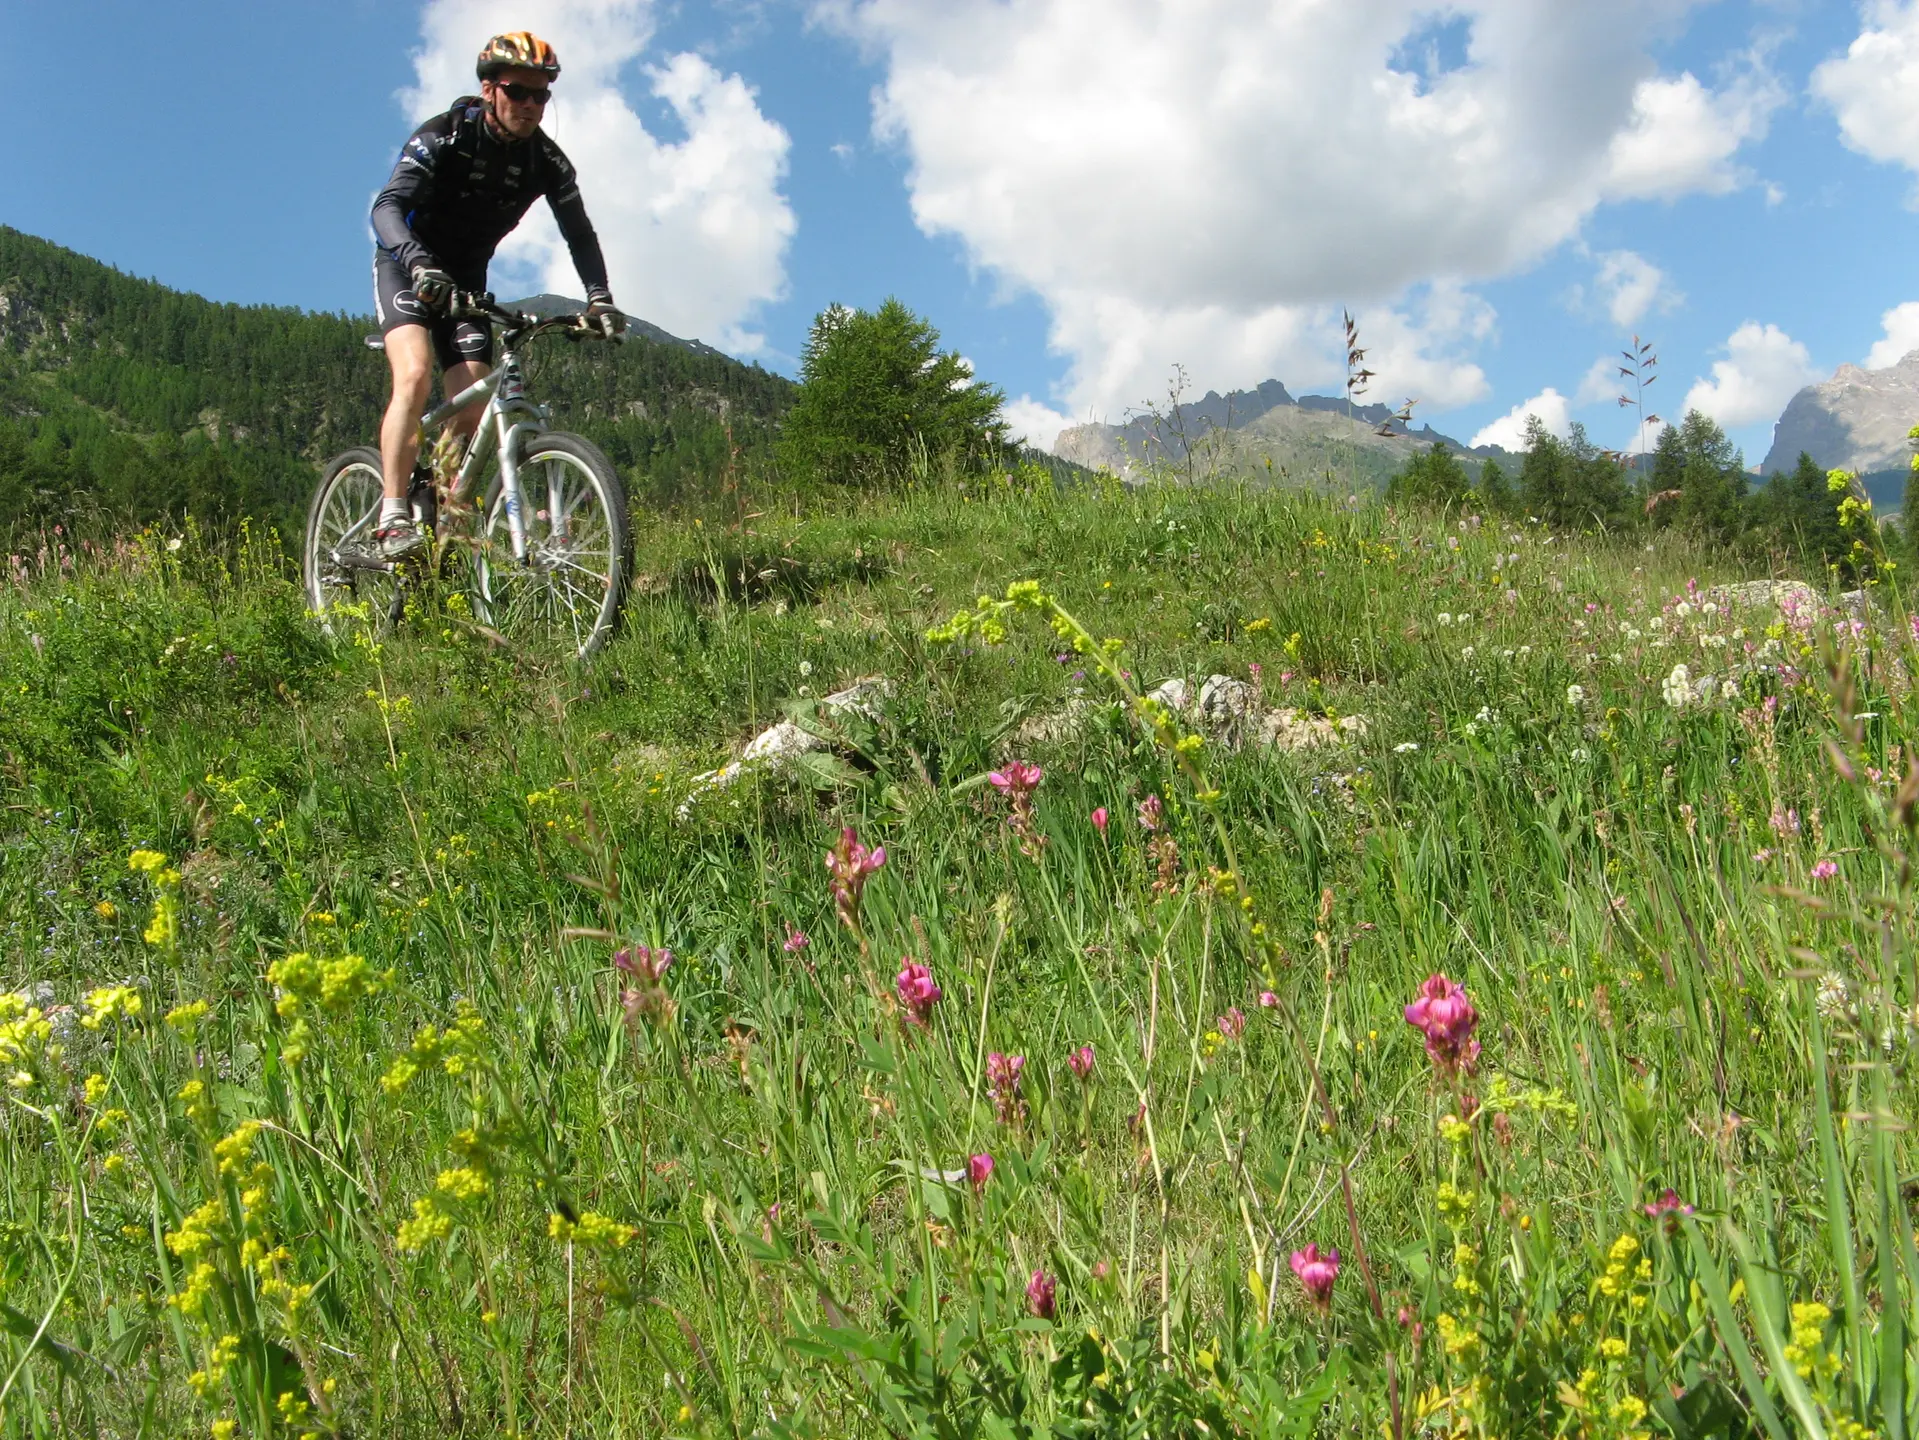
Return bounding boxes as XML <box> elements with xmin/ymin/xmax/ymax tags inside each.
<box><xmin>777</xmin><ymin>299</ymin><xmax>1009</xmax><ymax>486</ymax></box>
<box><xmin>1386</xmin><ymin>443</ymin><xmax>1472</xmax><ymax>507</ymax></box>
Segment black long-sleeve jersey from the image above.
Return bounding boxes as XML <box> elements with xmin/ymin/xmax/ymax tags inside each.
<box><xmin>370</xmin><ymin>97</ymin><xmax>609</xmax><ymax>296</ymax></box>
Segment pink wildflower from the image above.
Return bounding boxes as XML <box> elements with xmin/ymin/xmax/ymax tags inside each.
<box><xmin>1403</xmin><ymin>973</ymin><xmax>1481</xmax><ymax>1077</ymax></box>
<box><xmin>1090</xmin><ymin>806</ymin><xmax>1109</xmax><ymax>835</ymax></box>
<box><xmin>1258</xmin><ymin>990</ymin><xmax>1280</xmax><ymax>1010</ymax></box>
<box><xmin>826</xmin><ymin>826</ymin><xmax>886</xmax><ymax>929</ymax></box>
<box><xmin>1811</xmin><ymin>859</ymin><xmax>1838</xmax><ymax>881</ymax></box>
<box><xmin>1644</xmin><ymin>1188</ymin><xmax>1694</xmax><ymax>1219</ymax></box>
<box><xmin>1026</xmin><ymin>1268</ymin><xmax>1057</xmax><ymax>1320</ymax></box>
<box><xmin>986</xmin><ymin>1051</ymin><xmax>1026</xmax><ymax>1123</ymax></box>
<box><xmin>783</xmin><ymin>925</ymin><xmax>810</xmax><ymax>953</ymax></box>
<box><xmin>1289</xmin><ymin>1244</ymin><xmax>1340</xmax><ymax>1310</ymax></box>
<box><xmin>987</xmin><ymin>760</ymin><xmax>1043</xmax><ymax>796</ymax></box>
<box><xmin>1769</xmin><ymin>805</ymin><xmax>1801</xmax><ymax>839</ymax></box>
<box><xmin>614</xmin><ymin>946</ymin><xmax>675</xmax><ymax>1025</ymax></box>
<box><xmin>895</xmin><ymin>960</ymin><xmax>942</xmax><ymax>1026</ymax></box>
<box><xmin>1137</xmin><ymin>794</ymin><xmax>1163</xmax><ymax>832</ymax></box>
<box><xmin>614</xmin><ymin>945</ymin><xmax>673</xmax><ymax>983</ymax></box>
<box><xmin>1645</xmin><ymin>1188</ymin><xmax>1695</xmax><ymax>1236</ymax></box>
<box><xmin>966</xmin><ymin>1153</ymin><xmax>994</xmax><ymax>1190</ymax></box>
<box><xmin>988</xmin><ymin>762</ymin><xmax>1048</xmax><ymax>859</ymax></box>
<box><xmin>1067</xmin><ymin>1044</ymin><xmax>1095</xmax><ymax>1081</ymax></box>
<box><xmin>1217</xmin><ymin>1007</ymin><xmax>1246</xmax><ymax>1040</ymax></box>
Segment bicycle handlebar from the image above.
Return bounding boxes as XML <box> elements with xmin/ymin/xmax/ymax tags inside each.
<box><xmin>444</xmin><ymin>291</ymin><xmax>627</xmax><ymax>344</ymax></box>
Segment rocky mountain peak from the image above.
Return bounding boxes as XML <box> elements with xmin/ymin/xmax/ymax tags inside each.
<box><xmin>1761</xmin><ymin>348</ymin><xmax>1919</xmax><ymax>478</ymax></box>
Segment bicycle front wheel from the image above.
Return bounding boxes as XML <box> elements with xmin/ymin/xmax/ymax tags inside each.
<box><xmin>475</xmin><ymin>432</ymin><xmax>630</xmax><ymax>658</ymax></box>
<box><xmin>304</xmin><ymin>447</ymin><xmax>402</xmax><ymax>634</ymax></box>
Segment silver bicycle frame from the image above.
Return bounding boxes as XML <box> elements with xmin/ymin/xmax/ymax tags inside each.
<box><xmin>419</xmin><ymin>345</ymin><xmax>548</xmax><ymax>564</ymax></box>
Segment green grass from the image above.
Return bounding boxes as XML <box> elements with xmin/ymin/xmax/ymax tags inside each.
<box><xmin>1</xmin><ymin>478</ymin><xmax>1915</xmax><ymax>1438</ymax></box>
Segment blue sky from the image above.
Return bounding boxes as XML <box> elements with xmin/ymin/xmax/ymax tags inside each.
<box><xmin>11</xmin><ymin>1</ymin><xmax>1919</xmax><ymax>466</ymax></box>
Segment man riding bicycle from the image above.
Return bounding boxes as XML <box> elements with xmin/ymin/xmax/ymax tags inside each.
<box><xmin>369</xmin><ymin>30</ymin><xmax>623</xmax><ymax>558</ymax></box>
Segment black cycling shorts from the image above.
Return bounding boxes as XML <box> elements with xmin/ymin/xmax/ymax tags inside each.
<box><xmin>372</xmin><ymin>252</ymin><xmax>494</xmax><ymax>370</ymax></box>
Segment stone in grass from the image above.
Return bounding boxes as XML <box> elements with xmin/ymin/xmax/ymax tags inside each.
<box><xmin>1704</xmin><ymin>579</ymin><xmax>1879</xmax><ymax>624</ymax></box>
<box><xmin>679</xmin><ymin>677</ymin><xmax>893</xmax><ymax>816</ymax></box>
<box><xmin>1021</xmin><ymin>674</ymin><xmax>1366</xmax><ymax>755</ymax></box>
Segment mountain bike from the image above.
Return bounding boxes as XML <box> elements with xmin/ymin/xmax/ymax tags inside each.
<box><xmin>303</xmin><ymin>295</ymin><xmax>630</xmax><ymax>658</ymax></box>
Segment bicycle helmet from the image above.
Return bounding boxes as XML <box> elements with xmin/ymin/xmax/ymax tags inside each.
<box><xmin>476</xmin><ymin>32</ymin><xmax>561</xmax><ymax>81</ymax></box>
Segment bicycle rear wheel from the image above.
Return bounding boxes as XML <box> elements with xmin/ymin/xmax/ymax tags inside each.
<box><xmin>304</xmin><ymin>447</ymin><xmax>403</xmax><ymax>634</ymax></box>
<box><xmin>474</xmin><ymin>431</ymin><xmax>629</xmax><ymax>658</ymax></box>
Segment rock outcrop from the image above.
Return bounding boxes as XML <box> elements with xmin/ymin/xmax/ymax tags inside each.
<box><xmin>1761</xmin><ymin>350</ymin><xmax>1919</xmax><ymax>477</ymax></box>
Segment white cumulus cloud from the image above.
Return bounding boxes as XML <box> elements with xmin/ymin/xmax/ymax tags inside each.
<box><xmin>1591</xmin><ymin>250</ymin><xmax>1680</xmax><ymax>329</ymax></box>
<box><xmin>1682</xmin><ymin>322</ymin><xmax>1819</xmax><ymax>429</ymax></box>
<box><xmin>822</xmin><ymin>0</ymin><xmax>1773</xmax><ymax>417</ymax></box>
<box><xmin>1470</xmin><ymin>388</ymin><xmax>1573</xmax><ymax>451</ymax></box>
<box><xmin>1866</xmin><ymin>300</ymin><xmax>1919</xmax><ymax>369</ymax></box>
<box><xmin>1602</xmin><ymin>58</ymin><xmax>1784</xmax><ymax>201</ymax></box>
<box><xmin>403</xmin><ymin>0</ymin><xmax>794</xmax><ymax>351</ymax></box>
<box><xmin>1814</xmin><ymin>1</ymin><xmax>1919</xmax><ymax>191</ymax></box>
<box><xmin>1575</xmin><ymin>355</ymin><xmax>1623</xmax><ymax>406</ymax></box>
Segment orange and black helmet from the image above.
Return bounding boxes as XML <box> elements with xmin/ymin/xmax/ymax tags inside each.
<box><xmin>476</xmin><ymin>32</ymin><xmax>561</xmax><ymax>82</ymax></box>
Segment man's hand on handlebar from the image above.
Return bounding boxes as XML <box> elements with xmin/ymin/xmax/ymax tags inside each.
<box><xmin>586</xmin><ymin>291</ymin><xmax>626</xmax><ymax>341</ymax></box>
<box><xmin>410</xmin><ymin>265</ymin><xmax>456</xmax><ymax>313</ymax></box>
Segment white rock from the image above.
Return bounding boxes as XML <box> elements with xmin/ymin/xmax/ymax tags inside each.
<box><xmin>679</xmin><ymin>675</ymin><xmax>893</xmax><ymax>817</ymax></box>
<box><xmin>1196</xmin><ymin>674</ymin><xmax>1261</xmax><ymax>749</ymax></box>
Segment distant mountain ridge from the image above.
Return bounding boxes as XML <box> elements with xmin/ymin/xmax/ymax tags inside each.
<box><xmin>1054</xmin><ymin>378</ymin><xmax>1512</xmax><ymax>488</ymax></box>
<box><xmin>1762</xmin><ymin>349</ymin><xmax>1919</xmax><ymax>485</ymax></box>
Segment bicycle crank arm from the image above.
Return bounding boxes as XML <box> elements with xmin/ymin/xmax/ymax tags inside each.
<box><xmin>330</xmin><ymin>550</ymin><xmax>401</xmax><ymax>575</ymax></box>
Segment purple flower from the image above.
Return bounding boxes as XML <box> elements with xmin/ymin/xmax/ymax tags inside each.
<box><xmin>783</xmin><ymin>925</ymin><xmax>810</xmax><ymax>953</ymax></box>
<box><xmin>1403</xmin><ymin>973</ymin><xmax>1481</xmax><ymax>1077</ymax></box>
<box><xmin>1289</xmin><ymin>1244</ymin><xmax>1339</xmax><ymax>1310</ymax></box>
<box><xmin>987</xmin><ymin>761</ymin><xmax>1043</xmax><ymax>797</ymax></box>
<box><xmin>896</xmin><ymin>960</ymin><xmax>942</xmax><ymax>1026</ymax></box>
<box><xmin>826</xmin><ymin>827</ymin><xmax>886</xmax><ymax>928</ymax></box>
<box><xmin>614</xmin><ymin>946</ymin><xmax>675</xmax><ymax>1025</ymax></box>
<box><xmin>1026</xmin><ymin>1268</ymin><xmax>1057</xmax><ymax>1320</ymax></box>
<box><xmin>1811</xmin><ymin>859</ymin><xmax>1838</xmax><ymax>881</ymax></box>
<box><xmin>966</xmin><ymin>1153</ymin><xmax>994</xmax><ymax>1190</ymax></box>
<box><xmin>1137</xmin><ymin>794</ymin><xmax>1163</xmax><ymax>832</ymax></box>
<box><xmin>1067</xmin><ymin>1044</ymin><xmax>1095</xmax><ymax>1082</ymax></box>
<box><xmin>987</xmin><ymin>1051</ymin><xmax>1026</xmax><ymax>1123</ymax></box>
<box><xmin>1217</xmin><ymin>1007</ymin><xmax>1246</xmax><ymax>1040</ymax></box>
<box><xmin>614</xmin><ymin>946</ymin><xmax>673</xmax><ymax>983</ymax></box>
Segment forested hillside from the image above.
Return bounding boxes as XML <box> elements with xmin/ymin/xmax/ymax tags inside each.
<box><xmin>0</xmin><ymin>226</ymin><xmax>794</xmax><ymax>533</ymax></box>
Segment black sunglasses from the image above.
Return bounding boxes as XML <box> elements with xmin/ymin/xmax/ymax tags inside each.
<box><xmin>497</xmin><ymin>82</ymin><xmax>551</xmax><ymax>105</ymax></box>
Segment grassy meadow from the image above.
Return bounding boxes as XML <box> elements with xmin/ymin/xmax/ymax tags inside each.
<box><xmin>1</xmin><ymin>475</ymin><xmax>1916</xmax><ymax>1438</ymax></box>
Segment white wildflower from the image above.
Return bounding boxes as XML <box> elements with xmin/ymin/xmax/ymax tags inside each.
<box><xmin>1461</xmin><ymin>646</ymin><xmax>1476</xmax><ymax>660</ymax></box>
<box><xmin>1662</xmin><ymin>663</ymin><xmax>1693</xmax><ymax>709</ymax></box>
<box><xmin>1436</xmin><ymin>612</ymin><xmax>1453</xmax><ymax>627</ymax></box>
<box><xmin>1566</xmin><ymin>685</ymin><xmax>1586</xmax><ymax>706</ymax></box>
<box><xmin>1393</xmin><ymin>741</ymin><xmax>1420</xmax><ymax>754</ymax></box>
<box><xmin>1817</xmin><ymin>973</ymin><xmax>1851</xmax><ymax>1021</ymax></box>
<box><xmin>1676</xmin><ymin>602</ymin><xmax>1694</xmax><ymax>619</ymax></box>
<box><xmin>1571</xmin><ymin>747</ymin><xmax>1589</xmax><ymax>762</ymax></box>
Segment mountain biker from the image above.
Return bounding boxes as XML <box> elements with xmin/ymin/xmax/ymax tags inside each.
<box><xmin>368</xmin><ymin>30</ymin><xmax>625</xmax><ymax>558</ymax></box>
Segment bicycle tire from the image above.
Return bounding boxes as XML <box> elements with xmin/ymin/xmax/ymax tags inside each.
<box><xmin>474</xmin><ymin>431</ymin><xmax>630</xmax><ymax>658</ymax></box>
<box><xmin>304</xmin><ymin>447</ymin><xmax>404</xmax><ymax>635</ymax></box>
